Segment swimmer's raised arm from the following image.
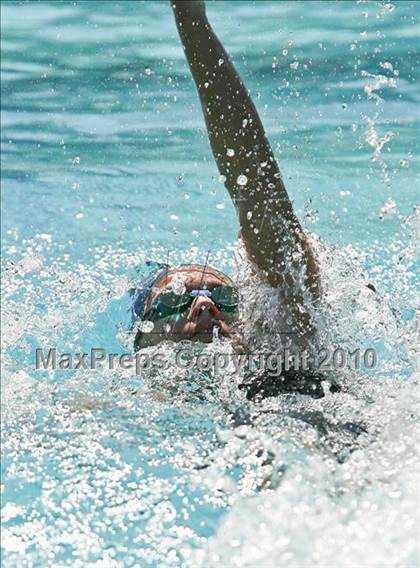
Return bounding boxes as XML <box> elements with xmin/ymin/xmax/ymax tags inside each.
<box><xmin>171</xmin><ymin>0</ymin><xmax>320</xmax><ymax>299</ymax></box>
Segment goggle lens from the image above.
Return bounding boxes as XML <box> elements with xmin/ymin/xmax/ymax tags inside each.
<box><xmin>145</xmin><ymin>286</ymin><xmax>238</xmax><ymax>321</ymax></box>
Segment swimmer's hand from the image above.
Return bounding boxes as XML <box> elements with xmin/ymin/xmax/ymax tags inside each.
<box><xmin>170</xmin><ymin>0</ymin><xmax>206</xmax><ymax>19</ymax></box>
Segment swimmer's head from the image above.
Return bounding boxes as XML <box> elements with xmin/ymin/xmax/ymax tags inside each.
<box><xmin>134</xmin><ymin>264</ymin><xmax>240</xmax><ymax>349</ymax></box>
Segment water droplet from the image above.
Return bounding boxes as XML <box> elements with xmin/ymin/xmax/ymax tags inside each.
<box><xmin>227</xmin><ymin>148</ymin><xmax>235</xmax><ymax>157</ymax></box>
<box><xmin>218</xmin><ymin>58</ymin><xmax>224</xmax><ymax>66</ymax></box>
<box><xmin>379</xmin><ymin>195</ymin><xmax>398</xmax><ymax>219</ymax></box>
<box><xmin>246</xmin><ymin>211</ymin><xmax>253</xmax><ymax>220</ymax></box>
<box><xmin>171</xmin><ymin>277</ymin><xmax>186</xmax><ymax>295</ymax></box>
<box><xmin>219</xmin><ymin>174</ymin><xmax>226</xmax><ymax>183</ymax></box>
<box><xmin>170</xmin><ymin>214</ymin><xmax>179</xmax><ymax>221</ymax></box>
<box><xmin>216</xmin><ymin>203</ymin><xmax>225</xmax><ymax>210</ymax></box>
<box><xmin>282</xmin><ymin>49</ymin><xmax>288</xmax><ymax>56</ymax></box>
<box><xmin>72</xmin><ymin>156</ymin><xmax>80</xmax><ymax>165</ymax></box>
<box><xmin>380</xmin><ymin>61</ymin><xmax>393</xmax><ymax>72</ymax></box>
<box><xmin>144</xmin><ymin>67</ymin><xmax>152</xmax><ymax>76</ymax></box>
<box><xmin>237</xmin><ymin>175</ymin><xmax>248</xmax><ymax>187</ymax></box>
<box><xmin>139</xmin><ymin>320</ymin><xmax>154</xmax><ymax>333</ymax></box>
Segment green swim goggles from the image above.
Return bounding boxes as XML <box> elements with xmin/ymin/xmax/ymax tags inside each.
<box><xmin>144</xmin><ymin>286</ymin><xmax>239</xmax><ymax>321</ymax></box>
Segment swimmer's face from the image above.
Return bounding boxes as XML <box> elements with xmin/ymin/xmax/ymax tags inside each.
<box><xmin>138</xmin><ymin>265</ymin><xmax>239</xmax><ymax>347</ymax></box>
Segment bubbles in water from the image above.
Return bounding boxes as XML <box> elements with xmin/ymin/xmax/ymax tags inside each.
<box><xmin>237</xmin><ymin>175</ymin><xmax>248</xmax><ymax>187</ymax></box>
<box><xmin>227</xmin><ymin>148</ymin><xmax>235</xmax><ymax>157</ymax></box>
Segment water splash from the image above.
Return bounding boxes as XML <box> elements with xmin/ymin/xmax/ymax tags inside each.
<box><xmin>363</xmin><ymin>115</ymin><xmax>394</xmax><ymax>183</ymax></box>
<box><xmin>361</xmin><ymin>70</ymin><xmax>397</xmax><ymax>105</ymax></box>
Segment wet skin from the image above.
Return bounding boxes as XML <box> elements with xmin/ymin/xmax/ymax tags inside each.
<box><xmin>139</xmin><ymin>265</ymin><xmax>239</xmax><ymax>347</ymax></box>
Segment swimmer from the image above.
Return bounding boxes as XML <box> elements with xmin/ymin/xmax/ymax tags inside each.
<box><xmin>133</xmin><ymin>0</ymin><xmax>321</xmax><ymax>353</ymax></box>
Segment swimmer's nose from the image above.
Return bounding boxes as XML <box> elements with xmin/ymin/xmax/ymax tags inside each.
<box><xmin>187</xmin><ymin>296</ymin><xmax>221</xmax><ymax>322</ymax></box>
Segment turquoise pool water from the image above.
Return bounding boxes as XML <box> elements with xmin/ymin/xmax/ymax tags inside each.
<box><xmin>1</xmin><ymin>1</ymin><xmax>419</xmax><ymax>566</ymax></box>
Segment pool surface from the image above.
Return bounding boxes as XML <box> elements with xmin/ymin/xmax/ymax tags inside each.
<box><xmin>1</xmin><ymin>1</ymin><xmax>419</xmax><ymax>566</ymax></box>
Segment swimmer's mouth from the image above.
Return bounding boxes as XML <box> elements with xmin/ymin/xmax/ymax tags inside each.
<box><xmin>184</xmin><ymin>318</ymin><xmax>231</xmax><ymax>342</ymax></box>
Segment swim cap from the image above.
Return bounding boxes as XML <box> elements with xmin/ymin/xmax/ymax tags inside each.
<box><xmin>131</xmin><ymin>264</ymin><xmax>170</xmax><ymax>322</ymax></box>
